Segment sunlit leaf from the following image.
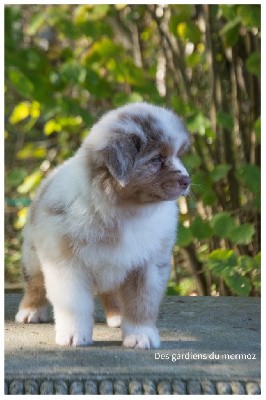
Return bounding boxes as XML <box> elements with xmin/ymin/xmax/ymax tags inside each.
<box><xmin>44</xmin><ymin>120</ymin><xmax>62</xmax><ymax>135</ymax></box>
<box><xmin>27</xmin><ymin>12</ymin><xmax>46</xmax><ymax>35</ymax></box>
<box><xmin>17</xmin><ymin>144</ymin><xmax>47</xmax><ymax>160</ymax></box>
<box><xmin>14</xmin><ymin>207</ymin><xmax>28</xmax><ymax>230</ymax></box>
<box><xmin>9</xmin><ymin>102</ymin><xmax>31</xmax><ymax>124</ymax></box>
<box><xmin>17</xmin><ymin>170</ymin><xmax>43</xmax><ymax>194</ymax></box>
<box><xmin>30</xmin><ymin>101</ymin><xmax>41</xmax><ymax>118</ymax></box>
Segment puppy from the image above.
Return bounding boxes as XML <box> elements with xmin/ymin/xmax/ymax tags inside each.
<box><xmin>15</xmin><ymin>102</ymin><xmax>190</xmax><ymax>349</ymax></box>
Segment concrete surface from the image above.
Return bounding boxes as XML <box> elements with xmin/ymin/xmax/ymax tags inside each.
<box><xmin>4</xmin><ymin>293</ymin><xmax>261</xmax><ymax>394</ymax></box>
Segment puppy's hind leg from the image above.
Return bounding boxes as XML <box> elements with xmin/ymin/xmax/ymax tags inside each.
<box><xmin>15</xmin><ymin>237</ymin><xmax>48</xmax><ymax>323</ymax></box>
<box><xmin>99</xmin><ymin>290</ymin><xmax>121</xmax><ymax>328</ymax></box>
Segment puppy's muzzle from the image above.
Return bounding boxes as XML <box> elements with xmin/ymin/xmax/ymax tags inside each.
<box><xmin>178</xmin><ymin>175</ymin><xmax>190</xmax><ymax>190</ymax></box>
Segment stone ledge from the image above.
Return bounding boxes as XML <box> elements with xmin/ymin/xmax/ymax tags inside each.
<box><xmin>5</xmin><ymin>378</ymin><xmax>261</xmax><ymax>395</ymax></box>
<box><xmin>5</xmin><ymin>293</ymin><xmax>261</xmax><ymax>395</ymax></box>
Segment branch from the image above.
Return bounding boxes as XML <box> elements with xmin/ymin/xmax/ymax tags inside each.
<box><xmin>148</xmin><ymin>5</ymin><xmax>192</xmax><ymax>100</ymax></box>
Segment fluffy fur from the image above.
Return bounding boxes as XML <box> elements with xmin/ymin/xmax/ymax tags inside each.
<box><xmin>15</xmin><ymin>102</ymin><xmax>190</xmax><ymax>349</ymax></box>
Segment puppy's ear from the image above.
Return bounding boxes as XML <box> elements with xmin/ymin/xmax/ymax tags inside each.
<box><xmin>103</xmin><ymin>134</ymin><xmax>142</xmax><ymax>184</ymax></box>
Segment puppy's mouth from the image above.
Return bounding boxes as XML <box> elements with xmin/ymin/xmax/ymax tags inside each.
<box><xmin>161</xmin><ymin>175</ymin><xmax>190</xmax><ymax>200</ymax></box>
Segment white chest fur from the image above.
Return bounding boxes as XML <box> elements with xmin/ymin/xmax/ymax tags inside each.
<box><xmin>76</xmin><ymin>201</ymin><xmax>178</xmax><ymax>292</ymax></box>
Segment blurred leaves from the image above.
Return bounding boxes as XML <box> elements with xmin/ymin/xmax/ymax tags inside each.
<box><xmin>246</xmin><ymin>52</ymin><xmax>261</xmax><ymax>78</ymax></box>
<box><xmin>5</xmin><ymin>4</ymin><xmax>260</xmax><ymax>296</ymax></box>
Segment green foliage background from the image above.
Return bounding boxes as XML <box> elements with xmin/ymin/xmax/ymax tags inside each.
<box><xmin>5</xmin><ymin>4</ymin><xmax>261</xmax><ymax>296</ymax></box>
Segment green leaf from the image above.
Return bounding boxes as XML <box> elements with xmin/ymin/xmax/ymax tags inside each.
<box><xmin>191</xmin><ymin>216</ymin><xmax>212</xmax><ymax>240</ymax></box>
<box><xmin>186</xmin><ymin>52</ymin><xmax>202</xmax><ymax>68</ymax></box>
<box><xmin>207</xmin><ymin>249</ymin><xmax>237</xmax><ymax>278</ymax></box>
<box><xmin>166</xmin><ymin>283</ymin><xmax>180</xmax><ymax>296</ymax></box>
<box><xmin>84</xmin><ymin>38</ymin><xmax>121</xmax><ymax>63</ymax></box>
<box><xmin>17</xmin><ymin>171</ymin><xmax>43</xmax><ymax>194</ymax></box>
<box><xmin>8</xmin><ymin>69</ymin><xmax>34</xmax><ymax>98</ymax></box>
<box><xmin>236</xmin><ymin>164</ymin><xmax>260</xmax><ymax>194</ymax></box>
<box><xmin>182</xmin><ymin>153</ymin><xmax>202</xmax><ymax>172</ymax></box>
<box><xmin>210</xmin><ymin>164</ymin><xmax>231</xmax><ymax>182</ymax></box>
<box><xmin>176</xmin><ymin>224</ymin><xmax>193</xmax><ymax>246</ymax></box>
<box><xmin>113</xmin><ymin>92</ymin><xmax>143</xmax><ymax>107</ymax></box>
<box><xmin>225</xmin><ymin>274</ymin><xmax>251</xmax><ymax>296</ymax></box>
<box><xmin>219</xmin><ymin>17</ymin><xmax>241</xmax><ymax>47</ymax></box>
<box><xmin>6</xmin><ymin>168</ymin><xmax>28</xmax><ymax>188</ymax></box>
<box><xmin>191</xmin><ymin>171</ymin><xmax>209</xmax><ymax>193</ymax></box>
<box><xmin>27</xmin><ymin>12</ymin><xmax>46</xmax><ymax>35</ymax></box>
<box><xmin>254</xmin><ymin>252</ymin><xmax>261</xmax><ymax>268</ymax></box>
<box><xmin>237</xmin><ymin>255</ymin><xmax>254</xmax><ymax>273</ymax></box>
<box><xmin>220</xmin><ymin>5</ymin><xmax>239</xmax><ymax>21</ymax></box>
<box><xmin>210</xmin><ymin>212</ymin><xmax>236</xmax><ymax>237</ymax></box>
<box><xmin>246</xmin><ymin>52</ymin><xmax>261</xmax><ymax>78</ymax></box>
<box><xmin>175</xmin><ymin>278</ymin><xmax>196</xmax><ymax>296</ymax></box>
<box><xmin>177</xmin><ymin>21</ymin><xmax>201</xmax><ymax>43</ymax></box>
<box><xmin>74</xmin><ymin>4</ymin><xmax>110</xmax><ymax>23</ymax></box>
<box><xmin>217</xmin><ymin>111</ymin><xmax>234</xmax><ymax>130</ymax></box>
<box><xmin>237</xmin><ymin>5</ymin><xmax>260</xmax><ymax>29</ymax></box>
<box><xmin>228</xmin><ymin>224</ymin><xmax>255</xmax><ymax>245</ymax></box>
<box><xmin>187</xmin><ymin>112</ymin><xmax>211</xmax><ymax>135</ymax></box>
<box><xmin>202</xmin><ymin>189</ymin><xmax>217</xmax><ymax>206</ymax></box>
<box><xmin>169</xmin><ymin>6</ymin><xmax>194</xmax><ymax>30</ymax></box>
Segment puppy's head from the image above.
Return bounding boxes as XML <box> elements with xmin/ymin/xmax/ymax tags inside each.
<box><xmin>84</xmin><ymin>102</ymin><xmax>190</xmax><ymax>205</ymax></box>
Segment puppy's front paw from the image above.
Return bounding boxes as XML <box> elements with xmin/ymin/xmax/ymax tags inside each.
<box><xmin>55</xmin><ymin>319</ymin><xmax>93</xmax><ymax>347</ymax></box>
<box><xmin>15</xmin><ymin>306</ymin><xmax>48</xmax><ymax>323</ymax></box>
<box><xmin>56</xmin><ymin>330</ymin><xmax>93</xmax><ymax>347</ymax></box>
<box><xmin>122</xmin><ymin>322</ymin><xmax>160</xmax><ymax>349</ymax></box>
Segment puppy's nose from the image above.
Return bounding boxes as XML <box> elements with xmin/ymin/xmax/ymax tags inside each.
<box><xmin>178</xmin><ymin>175</ymin><xmax>190</xmax><ymax>189</ymax></box>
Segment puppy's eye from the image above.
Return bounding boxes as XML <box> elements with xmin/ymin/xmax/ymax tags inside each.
<box><xmin>150</xmin><ymin>155</ymin><xmax>163</xmax><ymax>163</ymax></box>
